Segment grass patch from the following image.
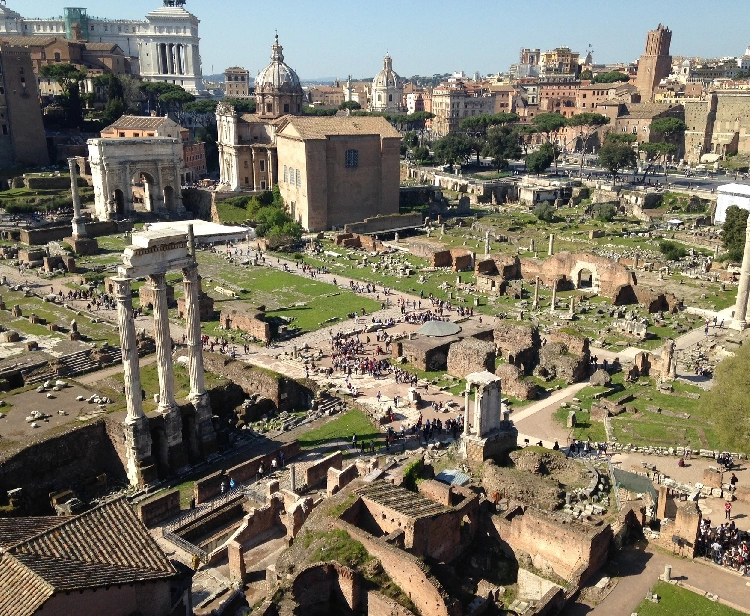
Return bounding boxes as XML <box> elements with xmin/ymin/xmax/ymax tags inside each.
<box><xmin>553</xmin><ymin>407</ymin><xmax>608</xmax><ymax>443</ymax></box>
<box><xmin>297</xmin><ymin>408</ymin><xmax>381</xmax><ymax>451</ymax></box>
<box><xmin>634</xmin><ymin>581</ymin><xmax>745</xmax><ymax>616</ymax></box>
<box><xmin>305</xmin><ymin>529</ymin><xmax>372</xmax><ymax>567</ymax></box>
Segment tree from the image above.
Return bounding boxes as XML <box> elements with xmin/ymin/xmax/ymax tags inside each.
<box><xmin>412</xmin><ymin>145</ymin><xmax>430</xmax><ymax>163</ymax></box>
<box><xmin>526</xmin><ymin>146</ymin><xmax>554</xmax><ymax>176</ymax></box>
<box><xmin>722</xmin><ymin>205</ymin><xmax>749</xmax><ymax>262</ymax></box>
<box><xmin>591</xmin><ymin>71</ymin><xmax>630</xmax><ymax>84</ymax></box>
<box><xmin>533</xmin><ymin>202</ymin><xmax>556</xmax><ymax>222</ymax></box>
<box><xmin>433</xmin><ymin>132</ymin><xmax>474</xmax><ymax>168</ymax></box>
<box><xmin>580</xmin><ymin>68</ymin><xmax>593</xmax><ymax>81</ymax></box>
<box><xmin>648</xmin><ymin>117</ymin><xmax>687</xmax><ymax>181</ymax></box>
<box><xmin>514</xmin><ymin>125</ymin><xmax>537</xmax><ymax>163</ymax></box>
<box><xmin>593</xmin><ymin>202</ymin><xmax>617</xmax><ymax>222</ymax></box>
<box><xmin>339</xmin><ymin>100</ymin><xmax>361</xmax><ymax>110</ymax></box>
<box><xmin>403</xmin><ymin>131</ymin><xmax>418</xmax><ymax>149</ymax></box>
<box><xmin>459</xmin><ymin>112</ymin><xmax>519</xmax><ymax>136</ymax></box>
<box><xmin>598</xmin><ymin>137</ymin><xmax>637</xmax><ymax>183</ymax></box>
<box><xmin>705</xmin><ymin>340</ymin><xmax>750</xmax><ymax>453</ymax></box>
<box><xmin>483</xmin><ymin>125</ymin><xmax>522</xmax><ymax>171</ymax></box>
<box><xmin>639</xmin><ymin>141</ymin><xmax>676</xmax><ymax>181</ymax></box>
<box><xmin>659</xmin><ymin>240</ymin><xmax>688</xmax><ymax>261</ymax></box>
<box><xmin>532</xmin><ymin>113</ymin><xmax>567</xmax><ymax>173</ymax></box>
<box><xmin>224</xmin><ymin>98</ymin><xmax>256</xmax><ymax>113</ymax></box>
<box><xmin>566</xmin><ymin>112</ymin><xmax>610</xmax><ymax>177</ymax></box>
<box><xmin>39</xmin><ymin>63</ymin><xmax>87</xmax><ymax>127</ymax></box>
<box><xmin>158</xmin><ymin>86</ymin><xmax>195</xmax><ymax>124</ymax></box>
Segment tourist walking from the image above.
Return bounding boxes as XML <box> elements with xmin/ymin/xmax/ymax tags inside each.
<box><xmin>725</xmin><ymin>500</ymin><xmax>732</xmax><ymax>520</ymax></box>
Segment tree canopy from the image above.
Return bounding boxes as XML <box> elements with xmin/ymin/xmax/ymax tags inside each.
<box><xmin>591</xmin><ymin>71</ymin><xmax>630</xmax><ymax>84</ymax></box>
<box><xmin>705</xmin><ymin>339</ymin><xmax>750</xmax><ymax>453</ymax></box>
<box><xmin>433</xmin><ymin>132</ymin><xmax>474</xmax><ymax>166</ymax></box>
<box><xmin>532</xmin><ymin>113</ymin><xmax>567</xmax><ymax>141</ymax></box>
<box><xmin>459</xmin><ymin>112</ymin><xmax>519</xmax><ymax>135</ymax></box>
<box><xmin>598</xmin><ymin>137</ymin><xmax>637</xmax><ymax>182</ymax></box>
<box><xmin>526</xmin><ymin>146</ymin><xmax>554</xmax><ymax>176</ymax></box>
<box><xmin>339</xmin><ymin>100</ymin><xmax>361</xmax><ymax>110</ymax></box>
<box><xmin>721</xmin><ymin>205</ymin><xmax>749</xmax><ymax>262</ymax></box>
<box><xmin>567</xmin><ymin>112</ymin><xmax>610</xmax><ymax>175</ymax></box>
<box><xmin>483</xmin><ymin>125</ymin><xmax>522</xmax><ymax>170</ymax></box>
<box><xmin>224</xmin><ymin>98</ymin><xmax>256</xmax><ymax>113</ymax></box>
<box><xmin>650</xmin><ymin>117</ymin><xmax>687</xmax><ymax>138</ymax></box>
<box><xmin>40</xmin><ymin>63</ymin><xmax>88</xmax><ymax>127</ymax></box>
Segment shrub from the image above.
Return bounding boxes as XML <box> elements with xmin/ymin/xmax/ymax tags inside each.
<box><xmin>659</xmin><ymin>240</ymin><xmax>688</xmax><ymax>261</ymax></box>
<box><xmin>593</xmin><ymin>203</ymin><xmax>616</xmax><ymax>222</ymax></box>
<box><xmin>533</xmin><ymin>202</ymin><xmax>556</xmax><ymax>222</ymax></box>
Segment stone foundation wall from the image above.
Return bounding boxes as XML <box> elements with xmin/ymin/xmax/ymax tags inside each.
<box><xmin>201</xmin><ymin>354</ymin><xmax>314</xmax><ymax>412</ymax></box>
<box><xmin>493</xmin><ymin>323</ymin><xmax>538</xmax><ymax>374</ymax></box>
<box><xmin>367</xmin><ymin>591</ymin><xmax>415</xmax><ymax>616</ymax></box>
<box><xmin>229</xmin><ymin>498</ymin><xmax>283</xmax><ymax>544</ymax></box>
<box><xmin>495</xmin><ymin>364</ymin><xmax>538</xmax><ymax>400</ymax></box>
<box><xmin>219</xmin><ymin>307</ymin><xmax>271</xmax><ymax>343</ymax></box>
<box><xmin>138</xmin><ymin>490</ymin><xmax>180</xmax><ymax>528</ymax></box>
<box><xmin>327</xmin><ymin>463</ymin><xmax>358</xmax><ymax>496</ymax></box>
<box><xmin>305</xmin><ymin>451</ymin><xmax>343</xmax><ymax>488</ymax></box>
<box><xmin>19</xmin><ymin>220</ymin><xmax>132</xmax><ymax>246</ymax></box>
<box><xmin>491</xmin><ymin>507</ymin><xmax>612</xmax><ymax>583</ymax></box>
<box><xmin>344</xmin><ymin>212</ymin><xmax>423</xmax><ymax>235</ymax></box>
<box><xmin>446</xmin><ymin>337</ymin><xmax>495</xmax><ymax>378</ymax></box>
<box><xmin>290</xmin><ymin>562</ymin><xmax>362</xmax><ymax>615</ymax></box>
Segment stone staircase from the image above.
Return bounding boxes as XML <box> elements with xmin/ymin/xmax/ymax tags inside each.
<box><xmin>24</xmin><ymin>347</ymin><xmax>123</xmax><ymax>385</ymax></box>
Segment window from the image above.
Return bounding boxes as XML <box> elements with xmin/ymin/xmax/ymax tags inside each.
<box><xmin>244</xmin><ymin>176</ymin><xmax>249</xmax><ymax>184</ymax></box>
<box><xmin>377</xmin><ymin>94</ymin><xmax>382</xmax><ymax>102</ymax></box>
<box><xmin>295</xmin><ymin>169</ymin><xmax>301</xmax><ymax>187</ymax></box>
<box><xmin>119</xmin><ymin>132</ymin><xmax>125</xmax><ymax>137</ymax></box>
<box><xmin>243</xmin><ymin>160</ymin><xmax>248</xmax><ymax>168</ymax></box>
<box><xmin>632</xmin><ymin>126</ymin><xmax>638</xmax><ymax>134</ymax></box>
<box><xmin>133</xmin><ymin>133</ymin><xmax>140</xmax><ymax>137</ymax></box>
<box><xmin>261</xmin><ymin>180</ymin><xmax>267</xmax><ymax>189</ymax></box>
<box><xmin>388</xmin><ymin>94</ymin><xmax>392</xmax><ymax>102</ymax></box>
<box><xmin>283</xmin><ymin>103</ymin><xmax>289</xmax><ymax>113</ymax></box>
<box><xmin>266</xmin><ymin>103</ymin><xmax>272</xmax><ymax>112</ymax></box>
<box><xmin>345</xmin><ymin>149</ymin><xmax>359</xmax><ymax>168</ymax></box>
<box><xmin>283</xmin><ymin>166</ymin><xmax>288</xmax><ymax>183</ymax></box>
<box><xmin>259</xmin><ymin>160</ymin><xmax>266</xmax><ymax>172</ymax></box>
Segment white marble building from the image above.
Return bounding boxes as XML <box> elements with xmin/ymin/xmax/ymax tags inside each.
<box><xmin>0</xmin><ymin>1</ymin><xmax>204</xmax><ymax>93</ymax></box>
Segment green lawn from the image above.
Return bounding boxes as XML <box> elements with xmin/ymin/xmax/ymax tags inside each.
<box><xmin>634</xmin><ymin>582</ymin><xmax>745</xmax><ymax>616</ymax></box>
<box><xmin>297</xmin><ymin>408</ymin><xmax>382</xmax><ymax>451</ymax></box>
<box><xmin>553</xmin><ymin>406</ymin><xmax>608</xmax><ymax>443</ymax></box>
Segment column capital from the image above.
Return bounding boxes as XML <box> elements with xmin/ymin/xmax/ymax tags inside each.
<box><xmin>147</xmin><ymin>271</ymin><xmax>167</xmax><ymax>290</ymax></box>
<box><xmin>112</xmin><ymin>277</ymin><xmax>133</xmax><ymax>300</ymax></box>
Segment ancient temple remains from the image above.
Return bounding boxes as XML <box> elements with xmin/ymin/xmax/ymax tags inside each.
<box><xmin>65</xmin><ymin>157</ymin><xmax>99</xmax><ymax>255</ymax></box>
<box><xmin>116</xmin><ymin>225</ymin><xmax>216</xmax><ymax>486</ymax></box>
<box><xmin>461</xmin><ymin>371</ymin><xmax>517</xmax><ymax>462</ymax></box>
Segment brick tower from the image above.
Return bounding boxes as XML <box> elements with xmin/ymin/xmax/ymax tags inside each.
<box><xmin>635</xmin><ymin>24</ymin><xmax>672</xmax><ymax>102</ymax></box>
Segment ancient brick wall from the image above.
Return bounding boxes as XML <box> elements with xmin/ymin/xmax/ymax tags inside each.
<box><xmin>202</xmin><ymin>353</ymin><xmax>314</xmax><ymax>412</ymax></box>
<box><xmin>229</xmin><ymin>498</ymin><xmax>283</xmax><ymax>544</ymax></box>
<box><xmin>495</xmin><ymin>364</ymin><xmax>538</xmax><ymax>400</ymax></box>
<box><xmin>491</xmin><ymin>508</ymin><xmax>612</xmax><ymax>583</ymax></box>
<box><xmin>290</xmin><ymin>562</ymin><xmax>362</xmax><ymax>615</ymax></box>
<box><xmin>0</xmin><ymin>419</ymin><xmax>126</xmax><ymax>515</ymax></box>
<box><xmin>446</xmin><ymin>337</ymin><xmax>495</xmax><ymax>378</ymax></box>
<box><xmin>139</xmin><ymin>283</ymin><xmax>176</xmax><ymax>308</ymax></box>
<box><xmin>19</xmin><ymin>220</ymin><xmax>131</xmax><ymax>246</ymax></box>
<box><xmin>305</xmin><ymin>451</ymin><xmax>343</xmax><ymax>488</ymax></box>
<box><xmin>344</xmin><ymin>212</ymin><xmax>423</xmax><ymax>234</ymax></box>
<box><xmin>431</xmin><ymin>250</ymin><xmax>453</xmax><ymax>268</ymax></box>
<box><xmin>367</xmin><ymin>591</ymin><xmax>416</xmax><ymax>616</ymax></box>
<box><xmin>219</xmin><ymin>307</ymin><xmax>271</xmax><ymax>342</ymax></box>
<box><xmin>334</xmin><ymin>518</ymin><xmax>460</xmax><ymax>616</ymax></box>
<box><xmin>35</xmin><ymin>580</ymin><xmax>172</xmax><ymax>616</ymax></box>
<box><xmin>417</xmin><ymin>479</ymin><xmax>452</xmax><ymax>506</ymax></box>
<box><xmin>327</xmin><ymin>463</ymin><xmax>359</xmax><ymax>496</ymax></box>
<box><xmin>138</xmin><ymin>490</ymin><xmax>180</xmax><ymax>528</ymax></box>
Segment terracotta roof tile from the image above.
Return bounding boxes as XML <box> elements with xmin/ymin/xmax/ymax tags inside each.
<box><xmin>103</xmin><ymin>115</ymin><xmax>175</xmax><ymax>131</ymax></box>
<box><xmin>0</xmin><ymin>516</ymin><xmax>62</xmax><ymax>549</ymax></box>
<box><xmin>0</xmin><ymin>498</ymin><xmax>175</xmax><ymax>614</ymax></box>
<box><xmin>280</xmin><ymin>115</ymin><xmax>401</xmax><ymax>140</ymax></box>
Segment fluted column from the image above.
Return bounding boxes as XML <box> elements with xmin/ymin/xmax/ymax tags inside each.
<box><xmin>463</xmin><ymin>385</ymin><xmax>471</xmax><ymax>436</ymax></box>
<box><xmin>148</xmin><ymin>273</ymin><xmax>177</xmax><ymax>413</ymax></box>
<box><xmin>115</xmin><ymin>277</ymin><xmax>145</xmax><ymax>423</ymax></box>
<box><xmin>734</xmin><ymin>224</ymin><xmax>750</xmax><ymax>326</ymax></box>
<box><xmin>182</xmin><ymin>263</ymin><xmax>205</xmax><ymax>398</ymax></box>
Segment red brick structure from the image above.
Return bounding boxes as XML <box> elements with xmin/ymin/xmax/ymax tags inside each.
<box><xmin>219</xmin><ymin>306</ymin><xmax>271</xmax><ymax>343</ymax></box>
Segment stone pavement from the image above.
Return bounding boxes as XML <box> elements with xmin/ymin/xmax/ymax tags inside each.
<box><xmin>564</xmin><ymin>543</ymin><xmax>750</xmax><ymax>615</ymax></box>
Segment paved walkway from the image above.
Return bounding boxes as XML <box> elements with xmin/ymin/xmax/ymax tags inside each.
<box><xmin>564</xmin><ymin>543</ymin><xmax>750</xmax><ymax>615</ymax></box>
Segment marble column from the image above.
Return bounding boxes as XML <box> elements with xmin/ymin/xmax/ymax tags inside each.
<box><xmin>529</xmin><ymin>238</ymin><xmax>535</xmax><ymax>252</ymax></box>
<box><xmin>550</xmin><ymin>279</ymin><xmax>557</xmax><ymax>313</ymax></box>
<box><xmin>569</xmin><ymin>295</ymin><xmax>575</xmax><ymax>318</ymax></box>
<box><xmin>548</xmin><ymin>233</ymin><xmax>555</xmax><ymax>256</ymax></box>
<box><xmin>114</xmin><ymin>277</ymin><xmax>154</xmax><ymax>486</ymax></box>
<box><xmin>734</xmin><ymin>224</ymin><xmax>750</xmax><ymax>326</ymax></box>
<box><xmin>149</xmin><ymin>273</ymin><xmax>177</xmax><ymax>414</ymax></box>
<box><xmin>68</xmin><ymin>158</ymin><xmax>87</xmax><ymax>237</ymax></box>
<box><xmin>463</xmin><ymin>386</ymin><xmax>471</xmax><ymax>436</ymax></box>
<box><xmin>182</xmin><ymin>260</ymin><xmax>216</xmax><ymax>456</ymax></box>
<box><xmin>533</xmin><ymin>276</ymin><xmax>540</xmax><ymax>309</ymax></box>
<box><xmin>485</xmin><ymin>231</ymin><xmax>490</xmax><ymax>255</ymax></box>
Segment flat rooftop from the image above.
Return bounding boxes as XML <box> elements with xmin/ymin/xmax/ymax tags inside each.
<box><xmin>357</xmin><ymin>482</ymin><xmax>448</xmax><ymax>518</ymax></box>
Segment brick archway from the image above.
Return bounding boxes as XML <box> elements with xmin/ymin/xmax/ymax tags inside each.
<box><xmin>570</xmin><ymin>261</ymin><xmax>600</xmax><ymax>293</ymax></box>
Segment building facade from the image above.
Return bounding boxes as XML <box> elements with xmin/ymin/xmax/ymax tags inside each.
<box><xmin>684</xmin><ymin>92</ymin><xmax>750</xmax><ymax>163</ymax></box>
<box><xmin>224</xmin><ymin>66</ymin><xmax>250</xmax><ymax>98</ymax></box>
<box><xmin>635</xmin><ymin>24</ymin><xmax>672</xmax><ymax>102</ymax></box>
<box><xmin>0</xmin><ymin>44</ymin><xmax>49</xmax><ymax>168</ymax></box>
<box><xmin>0</xmin><ymin>1</ymin><xmax>205</xmax><ymax>93</ymax></box>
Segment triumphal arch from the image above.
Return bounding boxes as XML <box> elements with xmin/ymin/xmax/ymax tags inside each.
<box><xmin>88</xmin><ymin>137</ymin><xmax>186</xmax><ymax>221</ymax></box>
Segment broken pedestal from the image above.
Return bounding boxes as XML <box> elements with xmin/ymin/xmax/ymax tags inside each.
<box><xmin>65</xmin><ymin>236</ymin><xmax>99</xmax><ymax>256</ymax></box>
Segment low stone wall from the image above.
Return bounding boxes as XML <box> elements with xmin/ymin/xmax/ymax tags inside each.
<box><xmin>193</xmin><ymin>441</ymin><xmax>301</xmax><ymax>504</ymax></box>
<box><xmin>367</xmin><ymin>591</ymin><xmax>415</xmax><ymax>616</ymax></box>
<box><xmin>305</xmin><ymin>451</ymin><xmax>342</xmax><ymax>488</ymax></box>
<box><xmin>19</xmin><ymin>220</ymin><xmax>132</xmax><ymax>246</ymax></box>
<box><xmin>447</xmin><ymin>337</ymin><xmax>495</xmax><ymax>378</ymax></box>
<box><xmin>327</xmin><ymin>463</ymin><xmax>358</xmax><ymax>496</ymax></box>
<box><xmin>343</xmin><ymin>212</ymin><xmax>423</xmax><ymax>235</ymax></box>
<box><xmin>138</xmin><ymin>490</ymin><xmax>180</xmax><ymax>528</ymax></box>
<box><xmin>218</xmin><ymin>308</ymin><xmax>271</xmax><ymax>343</ymax></box>
<box><xmin>23</xmin><ymin>175</ymin><xmax>87</xmax><ymax>190</ymax></box>
<box><xmin>227</xmin><ymin>497</ymin><xmax>283</xmax><ymax>545</ymax></box>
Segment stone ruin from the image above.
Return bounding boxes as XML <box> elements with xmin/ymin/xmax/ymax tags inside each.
<box><xmin>446</xmin><ymin>337</ymin><xmax>495</xmax><ymax>378</ymax></box>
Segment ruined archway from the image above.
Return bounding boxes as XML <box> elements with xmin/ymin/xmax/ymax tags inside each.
<box><xmin>163</xmin><ymin>185</ymin><xmax>176</xmax><ymax>211</ymax></box>
<box><xmin>132</xmin><ymin>171</ymin><xmax>156</xmax><ymax>212</ymax></box>
<box><xmin>113</xmin><ymin>189</ymin><xmax>125</xmax><ymax>215</ymax></box>
<box><xmin>570</xmin><ymin>261</ymin><xmax>600</xmax><ymax>293</ymax></box>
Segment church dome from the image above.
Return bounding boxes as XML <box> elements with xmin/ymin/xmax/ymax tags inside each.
<box><xmin>256</xmin><ymin>35</ymin><xmax>302</xmax><ymax>93</ymax></box>
<box><xmin>373</xmin><ymin>54</ymin><xmax>400</xmax><ymax>89</ymax></box>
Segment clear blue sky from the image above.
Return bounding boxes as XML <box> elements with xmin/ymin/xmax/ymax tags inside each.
<box><xmin>14</xmin><ymin>0</ymin><xmax>750</xmax><ymax>80</ymax></box>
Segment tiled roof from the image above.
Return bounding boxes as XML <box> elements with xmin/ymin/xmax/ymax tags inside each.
<box><xmin>280</xmin><ymin>115</ymin><xmax>401</xmax><ymax>140</ymax></box>
<box><xmin>621</xmin><ymin>103</ymin><xmax>682</xmax><ymax>119</ymax></box>
<box><xmin>0</xmin><ymin>499</ymin><xmax>176</xmax><ymax>616</ymax></box>
<box><xmin>0</xmin><ymin>517</ymin><xmax>62</xmax><ymax>549</ymax></box>
<box><xmin>357</xmin><ymin>481</ymin><xmax>448</xmax><ymax>518</ymax></box>
<box><xmin>103</xmin><ymin>115</ymin><xmax>174</xmax><ymax>131</ymax></box>
<box><xmin>0</xmin><ymin>554</ymin><xmax>53</xmax><ymax>616</ymax></box>
<box><xmin>84</xmin><ymin>42</ymin><xmax>121</xmax><ymax>52</ymax></box>
<box><xmin>0</xmin><ymin>36</ymin><xmax>60</xmax><ymax>47</ymax></box>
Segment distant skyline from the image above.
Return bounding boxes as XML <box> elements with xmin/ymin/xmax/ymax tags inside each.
<box><xmin>11</xmin><ymin>0</ymin><xmax>750</xmax><ymax>81</ymax></box>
